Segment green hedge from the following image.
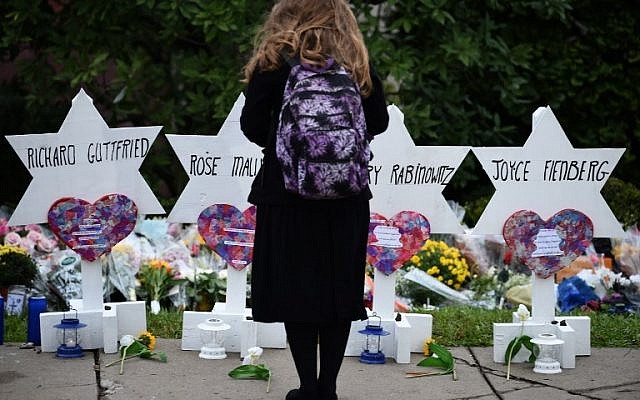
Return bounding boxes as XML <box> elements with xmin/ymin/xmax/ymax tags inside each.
<box><xmin>2</xmin><ymin>0</ymin><xmax>638</xmax><ymax>209</ymax></box>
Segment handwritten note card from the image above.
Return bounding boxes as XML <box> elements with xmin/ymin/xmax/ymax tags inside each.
<box><xmin>531</xmin><ymin>228</ymin><xmax>563</xmax><ymax>257</ymax></box>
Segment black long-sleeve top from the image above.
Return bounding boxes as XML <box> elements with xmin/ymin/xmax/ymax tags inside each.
<box><xmin>240</xmin><ymin>62</ymin><xmax>389</xmax><ymax>205</ymax></box>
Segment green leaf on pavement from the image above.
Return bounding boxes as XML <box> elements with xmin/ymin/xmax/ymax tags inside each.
<box><xmin>417</xmin><ymin>356</ymin><xmax>448</xmax><ymax>369</ymax></box>
<box><xmin>228</xmin><ymin>364</ymin><xmax>271</xmax><ymax>381</ymax></box>
<box><xmin>416</xmin><ymin>343</ymin><xmax>455</xmax><ymax>374</ymax></box>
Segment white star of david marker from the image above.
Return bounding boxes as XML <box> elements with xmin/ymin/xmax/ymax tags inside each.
<box><xmin>472</xmin><ymin>106</ymin><xmax>625</xmax><ymax>237</ymax></box>
<box><xmin>5</xmin><ymin>89</ymin><xmax>164</xmax><ymax>226</ymax></box>
<box><xmin>167</xmin><ymin>94</ymin><xmax>263</xmax><ymax>222</ymax></box>
<box><xmin>369</xmin><ymin>105</ymin><xmax>470</xmax><ymax>233</ymax></box>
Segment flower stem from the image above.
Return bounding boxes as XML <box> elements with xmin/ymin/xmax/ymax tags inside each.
<box><xmin>506</xmin><ymin>321</ymin><xmax>525</xmax><ymax>380</ymax></box>
<box><xmin>405</xmin><ymin>371</ymin><xmax>441</xmax><ymax>378</ymax></box>
<box><xmin>266</xmin><ymin>371</ymin><xmax>272</xmax><ymax>393</ymax></box>
<box><xmin>506</xmin><ymin>349</ymin><xmax>513</xmax><ymax>380</ymax></box>
<box><xmin>105</xmin><ymin>354</ymin><xmax>138</xmax><ymax>368</ymax></box>
<box><xmin>120</xmin><ymin>344</ymin><xmax>133</xmax><ymax>375</ymax></box>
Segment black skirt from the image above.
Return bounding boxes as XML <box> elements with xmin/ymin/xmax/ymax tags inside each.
<box><xmin>250</xmin><ymin>200</ymin><xmax>370</xmax><ymax>323</ymax></box>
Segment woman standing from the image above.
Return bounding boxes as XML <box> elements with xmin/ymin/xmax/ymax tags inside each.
<box><xmin>240</xmin><ymin>1</ymin><xmax>389</xmax><ymax>399</ymax></box>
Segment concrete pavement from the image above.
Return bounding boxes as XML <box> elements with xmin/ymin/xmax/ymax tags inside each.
<box><xmin>1</xmin><ymin>340</ymin><xmax>639</xmax><ymax>400</ymax></box>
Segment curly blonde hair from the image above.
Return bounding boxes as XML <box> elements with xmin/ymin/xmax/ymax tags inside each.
<box><xmin>243</xmin><ymin>0</ymin><xmax>373</xmax><ymax>97</ymax></box>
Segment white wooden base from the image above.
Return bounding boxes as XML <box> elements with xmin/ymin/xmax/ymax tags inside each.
<box><xmin>403</xmin><ymin>313</ymin><xmax>434</xmax><ymax>353</ymax></box>
<box><xmin>512</xmin><ymin>312</ymin><xmax>590</xmax><ymax>355</ymax></box>
<box><xmin>102</xmin><ymin>307</ymin><xmax>118</xmax><ymax>353</ymax></box>
<box><xmin>213</xmin><ymin>302</ymin><xmax>287</xmax><ymax>349</ymax></box>
<box><xmin>344</xmin><ymin>309</ymin><xmax>433</xmax><ymax>364</ymax></box>
<box><xmin>40</xmin><ymin>310</ymin><xmax>104</xmax><ymax>352</ymax></box>
<box><xmin>181</xmin><ymin>311</ymin><xmax>257</xmax><ymax>358</ymax></box>
<box><xmin>40</xmin><ymin>299</ymin><xmax>148</xmax><ymax>354</ymax></box>
<box><xmin>106</xmin><ymin>301</ymin><xmax>148</xmax><ymax>340</ymax></box>
<box><xmin>493</xmin><ymin>317</ymin><xmax>585</xmax><ymax>369</ymax></box>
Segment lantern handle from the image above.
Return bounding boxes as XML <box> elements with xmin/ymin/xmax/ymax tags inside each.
<box><xmin>369</xmin><ymin>312</ymin><xmax>382</xmax><ymax>328</ymax></box>
<box><xmin>63</xmin><ymin>307</ymin><xmax>79</xmax><ymax>320</ymax></box>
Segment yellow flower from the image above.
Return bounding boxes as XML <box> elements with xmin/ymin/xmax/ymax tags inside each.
<box><xmin>137</xmin><ymin>331</ymin><xmax>157</xmax><ymax>351</ymax></box>
<box><xmin>454</xmin><ymin>283</ymin><xmax>461</xmax><ymax>290</ymax></box>
<box><xmin>410</xmin><ymin>255</ymin><xmax>420</xmax><ymax>264</ymax></box>
<box><xmin>437</xmin><ymin>276</ymin><xmax>444</xmax><ymax>282</ymax></box>
<box><xmin>423</xmin><ymin>338</ymin><xmax>435</xmax><ymax>356</ymax></box>
<box><xmin>147</xmin><ymin>259</ymin><xmax>172</xmax><ymax>273</ymax></box>
<box><xmin>0</xmin><ymin>244</ymin><xmax>28</xmax><ymax>257</ymax></box>
<box><xmin>447</xmin><ymin>279</ymin><xmax>453</xmax><ymax>286</ymax></box>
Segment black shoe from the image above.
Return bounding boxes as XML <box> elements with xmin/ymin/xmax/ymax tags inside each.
<box><xmin>318</xmin><ymin>392</ymin><xmax>337</xmax><ymax>400</ymax></box>
<box><xmin>286</xmin><ymin>388</ymin><xmax>319</xmax><ymax>400</ymax></box>
<box><xmin>286</xmin><ymin>389</ymin><xmax>301</xmax><ymax>400</ymax></box>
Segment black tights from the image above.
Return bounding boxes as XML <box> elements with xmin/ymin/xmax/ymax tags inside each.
<box><xmin>284</xmin><ymin>321</ymin><xmax>351</xmax><ymax>400</ymax></box>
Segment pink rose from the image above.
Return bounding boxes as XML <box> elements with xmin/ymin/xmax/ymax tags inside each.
<box><xmin>0</xmin><ymin>218</ymin><xmax>8</xmax><ymax>236</ymax></box>
<box><xmin>20</xmin><ymin>237</ymin><xmax>35</xmax><ymax>252</ymax></box>
<box><xmin>191</xmin><ymin>243</ymin><xmax>200</xmax><ymax>257</ymax></box>
<box><xmin>167</xmin><ymin>223</ymin><xmax>180</xmax><ymax>238</ymax></box>
<box><xmin>27</xmin><ymin>230</ymin><xmax>42</xmax><ymax>242</ymax></box>
<box><xmin>4</xmin><ymin>231</ymin><xmax>21</xmax><ymax>246</ymax></box>
<box><xmin>26</xmin><ymin>224</ymin><xmax>43</xmax><ymax>234</ymax></box>
<box><xmin>37</xmin><ymin>238</ymin><xmax>56</xmax><ymax>253</ymax></box>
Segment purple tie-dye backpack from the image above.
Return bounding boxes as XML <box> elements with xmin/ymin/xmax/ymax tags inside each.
<box><xmin>276</xmin><ymin>57</ymin><xmax>371</xmax><ymax>199</ymax></box>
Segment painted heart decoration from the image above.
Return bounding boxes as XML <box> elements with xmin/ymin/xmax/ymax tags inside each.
<box><xmin>503</xmin><ymin>209</ymin><xmax>593</xmax><ymax>279</ymax></box>
<box><xmin>48</xmin><ymin>194</ymin><xmax>138</xmax><ymax>262</ymax></box>
<box><xmin>197</xmin><ymin>204</ymin><xmax>256</xmax><ymax>271</ymax></box>
<box><xmin>367</xmin><ymin>211</ymin><xmax>430</xmax><ymax>276</ymax></box>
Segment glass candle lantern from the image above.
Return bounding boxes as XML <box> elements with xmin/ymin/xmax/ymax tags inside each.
<box><xmin>357</xmin><ymin>313</ymin><xmax>390</xmax><ymax>364</ymax></box>
<box><xmin>53</xmin><ymin>309</ymin><xmax>87</xmax><ymax>359</ymax></box>
<box><xmin>531</xmin><ymin>333</ymin><xmax>564</xmax><ymax>374</ymax></box>
<box><xmin>197</xmin><ymin>318</ymin><xmax>231</xmax><ymax>360</ymax></box>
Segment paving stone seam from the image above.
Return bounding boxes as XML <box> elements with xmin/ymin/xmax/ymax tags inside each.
<box><xmin>478</xmin><ymin>367</ymin><xmax>605</xmax><ymax>400</ymax></box>
<box><xmin>464</xmin><ymin>351</ymin><xmax>612</xmax><ymax>400</ymax></box>
<box><xmin>499</xmin><ymin>385</ymin><xmax>538</xmax><ymax>395</ymax></box>
<box><xmin>448</xmin><ymin>394</ymin><xmax>500</xmax><ymax>400</ymax></box>
<box><xmin>573</xmin><ymin>381</ymin><xmax>640</xmax><ymax>395</ymax></box>
<box><xmin>467</xmin><ymin>347</ymin><xmax>505</xmax><ymax>400</ymax></box>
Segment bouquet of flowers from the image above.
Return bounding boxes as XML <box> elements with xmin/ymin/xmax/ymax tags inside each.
<box><xmin>612</xmin><ymin>226</ymin><xmax>640</xmax><ymax>276</ymax></box>
<box><xmin>109</xmin><ymin>242</ymin><xmax>142</xmax><ymax>301</ymax></box>
<box><xmin>137</xmin><ymin>259</ymin><xmax>183</xmax><ymax>313</ymax></box>
<box><xmin>3</xmin><ymin>224</ymin><xmax>59</xmax><ymax>256</ymax></box>
<box><xmin>106</xmin><ymin>331</ymin><xmax>167</xmax><ymax>374</ymax></box>
<box><xmin>406</xmin><ymin>240</ymin><xmax>472</xmax><ymax>290</ymax></box>
<box><xmin>397</xmin><ymin>240</ymin><xmax>472</xmax><ymax>307</ymax></box>
<box><xmin>185</xmin><ymin>269</ymin><xmax>227</xmax><ymax>311</ymax></box>
<box><xmin>0</xmin><ymin>244</ymin><xmax>39</xmax><ymax>288</ymax></box>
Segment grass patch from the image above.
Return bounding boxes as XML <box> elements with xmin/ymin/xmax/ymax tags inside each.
<box><xmin>4</xmin><ymin>314</ymin><xmax>27</xmax><ymax>343</ymax></box>
<box><xmin>587</xmin><ymin>312</ymin><xmax>640</xmax><ymax>347</ymax></box>
<box><xmin>427</xmin><ymin>306</ymin><xmax>513</xmax><ymax>346</ymax></box>
<box><xmin>147</xmin><ymin>309</ymin><xmax>183</xmax><ymax>339</ymax></box>
<box><xmin>3</xmin><ymin>306</ymin><xmax>639</xmax><ymax>347</ymax></box>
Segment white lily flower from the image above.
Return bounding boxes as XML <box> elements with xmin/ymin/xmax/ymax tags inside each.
<box><xmin>242</xmin><ymin>346</ymin><xmax>264</xmax><ymax>365</ymax></box>
<box><xmin>516</xmin><ymin>304</ymin><xmax>530</xmax><ymax>322</ymax></box>
<box><xmin>120</xmin><ymin>335</ymin><xmax>135</xmax><ymax>347</ymax></box>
